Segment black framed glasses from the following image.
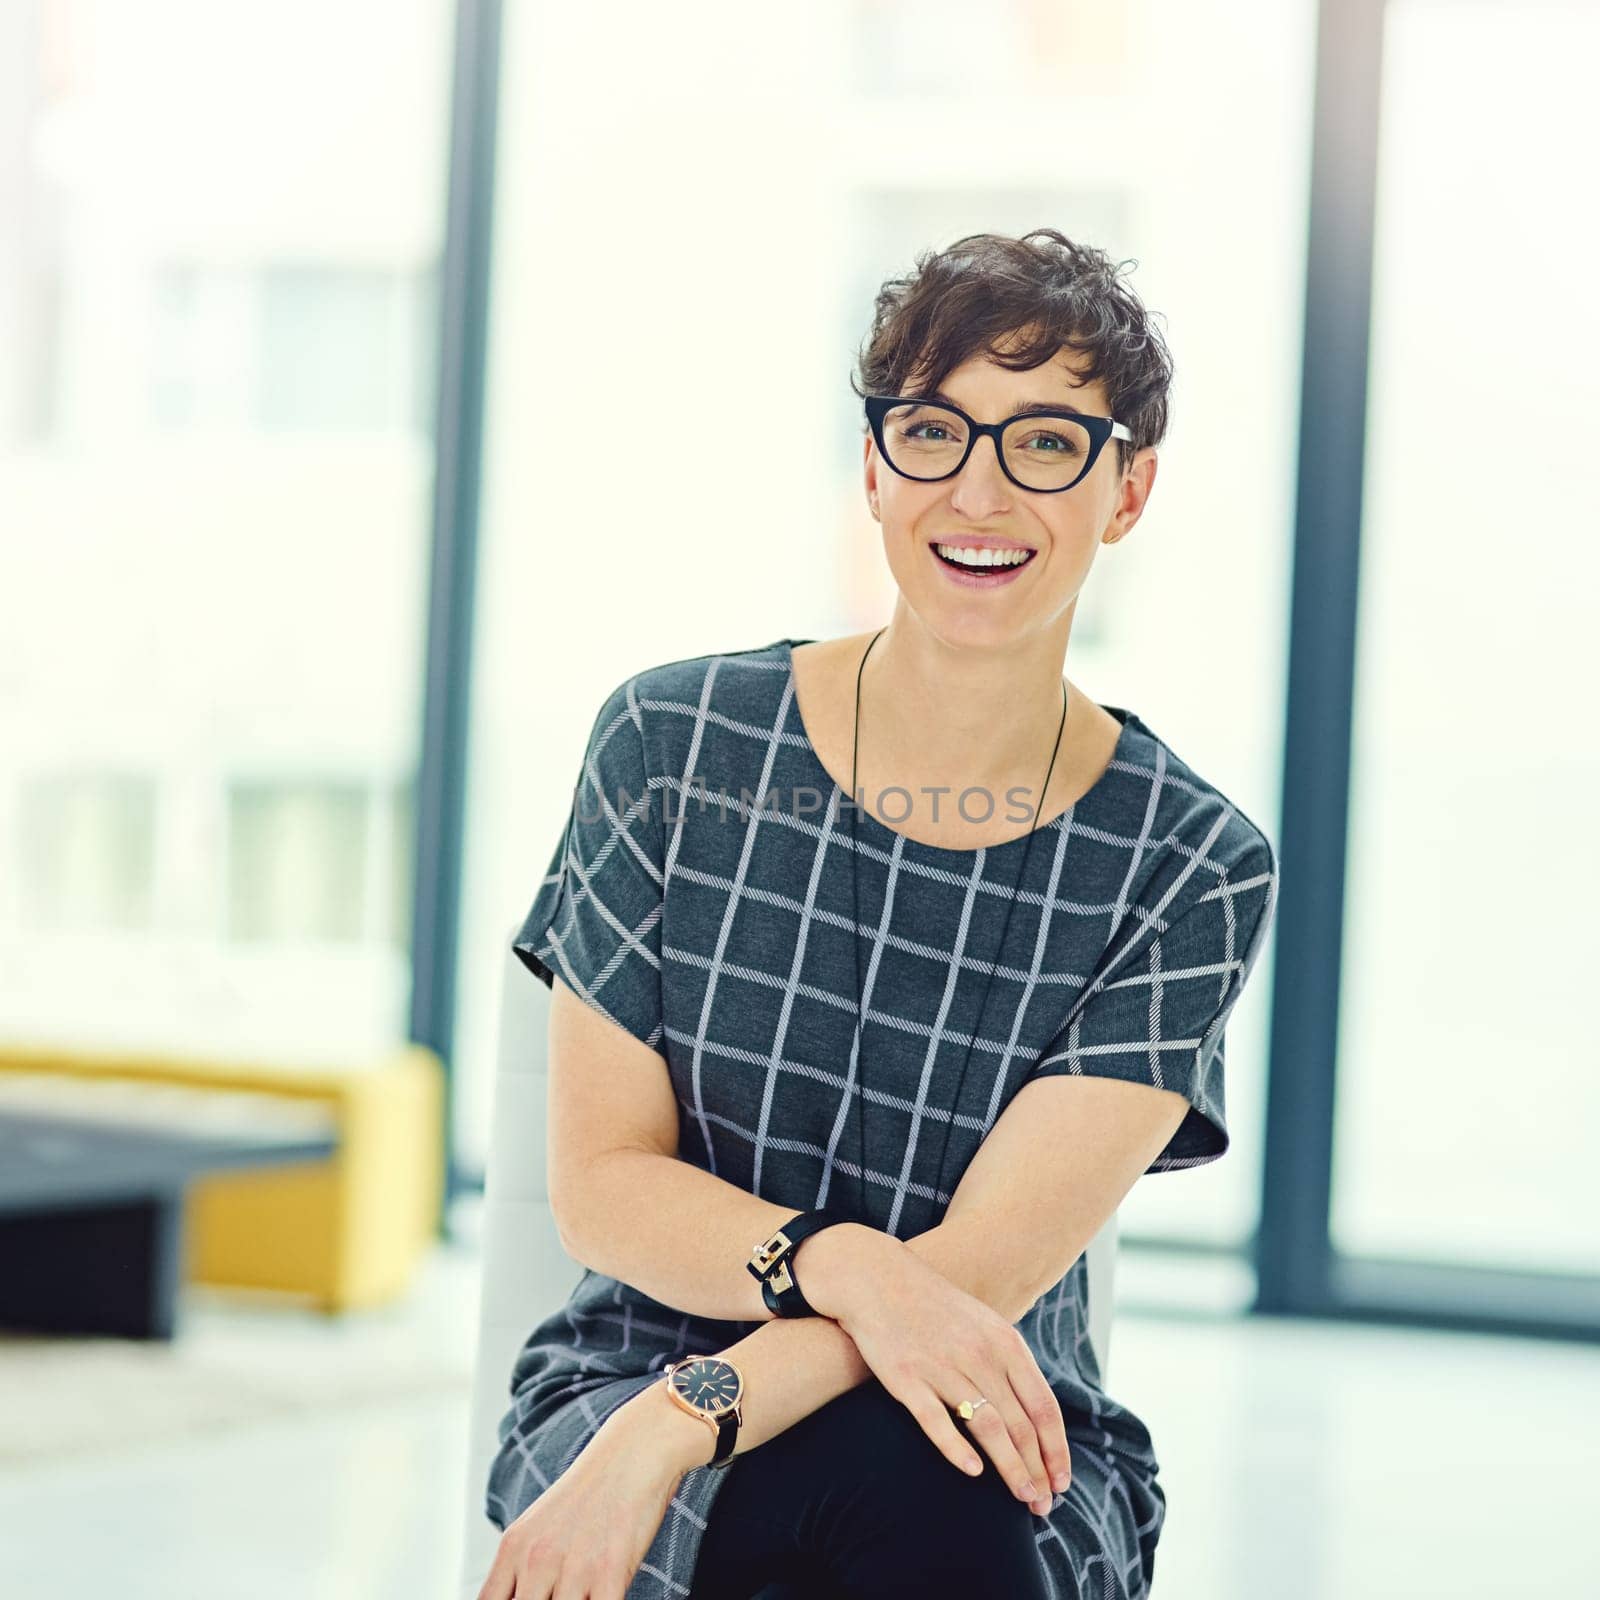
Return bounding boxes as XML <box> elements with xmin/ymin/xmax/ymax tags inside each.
<box><xmin>864</xmin><ymin>392</ymin><xmax>1133</xmax><ymax>494</ymax></box>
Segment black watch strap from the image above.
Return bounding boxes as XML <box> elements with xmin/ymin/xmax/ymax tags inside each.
<box><xmin>707</xmin><ymin>1409</ymin><xmax>739</xmax><ymax>1468</ymax></box>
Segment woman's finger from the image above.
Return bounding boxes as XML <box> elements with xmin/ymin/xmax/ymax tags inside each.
<box><xmin>964</xmin><ymin>1347</ymin><xmax>1059</xmax><ymax>1503</ymax></box>
<box><xmin>1002</xmin><ymin>1336</ymin><xmax>1073</xmax><ymax>1493</ymax></box>
<box><xmin>476</xmin><ymin>1540</ymin><xmax>517</xmax><ymax>1600</ymax></box>
<box><xmin>882</xmin><ymin>1370</ymin><xmax>990</xmax><ymax>1477</ymax></box>
<box><xmin>945</xmin><ymin>1367</ymin><xmax>1047</xmax><ymax>1507</ymax></box>
<box><xmin>516</xmin><ymin>1546</ymin><xmax>557</xmax><ymax>1598</ymax></box>
<box><xmin>506</xmin><ymin>1531</ymin><xmax>563</xmax><ymax>1600</ymax></box>
<box><xmin>972</xmin><ymin>1367</ymin><xmax>1055</xmax><ymax>1506</ymax></box>
<box><xmin>557</xmin><ymin>1560</ymin><xmax>628</xmax><ymax>1600</ymax></box>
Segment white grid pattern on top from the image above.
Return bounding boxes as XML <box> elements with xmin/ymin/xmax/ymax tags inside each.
<box><xmin>486</xmin><ymin>637</ymin><xmax>1278</xmax><ymax>1600</ymax></box>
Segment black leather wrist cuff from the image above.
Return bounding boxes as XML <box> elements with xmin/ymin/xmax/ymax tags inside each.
<box><xmin>749</xmin><ymin>1208</ymin><xmax>853</xmax><ymax>1317</ymax></box>
<box><xmin>762</xmin><ymin>1255</ymin><xmax>819</xmax><ymax>1317</ymax></box>
<box><xmin>746</xmin><ymin>1208</ymin><xmax>852</xmax><ymax>1285</ymax></box>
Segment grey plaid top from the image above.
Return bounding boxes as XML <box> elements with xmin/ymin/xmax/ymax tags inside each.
<box><xmin>487</xmin><ymin>636</ymin><xmax>1279</xmax><ymax>1598</ymax></box>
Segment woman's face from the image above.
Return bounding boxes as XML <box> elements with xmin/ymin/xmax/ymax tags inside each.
<box><xmin>863</xmin><ymin>346</ymin><xmax>1156</xmax><ymax>650</ymax></box>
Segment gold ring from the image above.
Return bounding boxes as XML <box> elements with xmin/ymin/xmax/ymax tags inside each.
<box><xmin>955</xmin><ymin>1396</ymin><xmax>990</xmax><ymax>1421</ymax></box>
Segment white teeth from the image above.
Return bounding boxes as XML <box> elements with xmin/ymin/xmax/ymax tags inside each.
<box><xmin>934</xmin><ymin>543</ymin><xmax>1032</xmax><ymax>570</ymax></box>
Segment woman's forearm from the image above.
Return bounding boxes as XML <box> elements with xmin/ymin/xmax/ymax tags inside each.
<box><xmin>560</xmin><ymin>1146</ymin><xmax>1039</xmax><ymax>1330</ymax></box>
<box><xmin>630</xmin><ymin>1284</ymin><xmax>876</xmax><ymax>1469</ymax></box>
<box><xmin>555</xmin><ymin>1146</ymin><xmax>874</xmax><ymax>1323</ymax></box>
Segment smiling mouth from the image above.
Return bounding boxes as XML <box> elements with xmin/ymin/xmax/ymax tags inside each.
<box><xmin>930</xmin><ymin>543</ymin><xmax>1037</xmax><ymax>574</ymax></box>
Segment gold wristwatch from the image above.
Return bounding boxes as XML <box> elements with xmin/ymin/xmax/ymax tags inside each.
<box><xmin>661</xmin><ymin>1353</ymin><xmax>745</xmax><ymax>1469</ymax></box>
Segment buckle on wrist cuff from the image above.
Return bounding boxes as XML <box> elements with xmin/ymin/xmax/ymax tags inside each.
<box><xmin>748</xmin><ymin>1226</ymin><xmax>794</xmax><ymax>1278</ymax></box>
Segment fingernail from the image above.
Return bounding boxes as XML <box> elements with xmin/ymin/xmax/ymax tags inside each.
<box><xmin>1018</xmin><ymin>1480</ymin><xmax>1037</xmax><ymax>1498</ymax></box>
<box><xmin>1032</xmin><ymin>1496</ymin><xmax>1051</xmax><ymax>1515</ymax></box>
<box><xmin>1053</xmin><ymin>1472</ymin><xmax>1070</xmax><ymax>1491</ymax></box>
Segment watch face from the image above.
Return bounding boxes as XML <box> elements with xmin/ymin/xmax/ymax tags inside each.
<box><xmin>668</xmin><ymin>1357</ymin><xmax>742</xmax><ymax>1417</ymax></box>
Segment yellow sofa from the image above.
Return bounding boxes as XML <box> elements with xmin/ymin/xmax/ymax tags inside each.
<box><xmin>0</xmin><ymin>1042</ymin><xmax>445</xmax><ymax>1314</ymax></box>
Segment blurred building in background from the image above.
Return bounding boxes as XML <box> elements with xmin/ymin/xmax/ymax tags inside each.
<box><xmin>2</xmin><ymin>0</ymin><xmax>1595</xmax><ymax>1333</ymax></box>
<box><xmin>0</xmin><ymin>0</ymin><xmax>453</xmax><ymax>1069</ymax></box>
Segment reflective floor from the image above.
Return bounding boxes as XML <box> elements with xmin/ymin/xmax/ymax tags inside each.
<box><xmin>1</xmin><ymin>1202</ymin><xmax>1595</xmax><ymax>1600</ymax></box>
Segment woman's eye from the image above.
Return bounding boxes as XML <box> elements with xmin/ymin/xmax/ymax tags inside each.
<box><xmin>1020</xmin><ymin>431</ymin><xmax>1081</xmax><ymax>454</ymax></box>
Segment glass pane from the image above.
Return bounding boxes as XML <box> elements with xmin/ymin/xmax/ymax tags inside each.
<box><xmin>0</xmin><ymin>0</ymin><xmax>456</xmax><ymax>1063</ymax></box>
<box><xmin>1331</xmin><ymin>0</ymin><xmax>1600</xmax><ymax>1274</ymax></box>
<box><xmin>463</xmin><ymin>0</ymin><xmax>1311</xmax><ymax>1263</ymax></box>
<box><xmin>227</xmin><ymin>782</ymin><xmax>370</xmax><ymax>944</ymax></box>
<box><xmin>17</xmin><ymin>775</ymin><xmax>158</xmax><ymax>933</ymax></box>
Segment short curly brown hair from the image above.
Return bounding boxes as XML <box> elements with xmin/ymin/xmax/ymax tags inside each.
<box><xmin>849</xmin><ymin>228</ymin><xmax>1174</xmax><ymax>478</ymax></box>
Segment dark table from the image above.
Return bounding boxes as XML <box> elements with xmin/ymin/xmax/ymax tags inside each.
<box><xmin>0</xmin><ymin>1090</ymin><xmax>339</xmax><ymax>1341</ymax></box>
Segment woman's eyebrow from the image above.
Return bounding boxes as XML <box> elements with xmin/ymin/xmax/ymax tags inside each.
<box><xmin>919</xmin><ymin>388</ymin><xmax>1092</xmax><ymax>420</ymax></box>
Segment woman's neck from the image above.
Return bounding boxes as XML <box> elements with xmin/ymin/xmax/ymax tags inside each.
<box><xmin>854</xmin><ymin>619</ymin><xmax>1071</xmax><ymax>794</ymax></box>
<box><xmin>790</xmin><ymin>623</ymin><xmax>1123</xmax><ymax>850</ymax></box>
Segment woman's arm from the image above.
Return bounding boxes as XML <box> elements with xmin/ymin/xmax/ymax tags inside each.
<box><xmin>548</xmin><ymin>976</ymin><xmax>1035</xmax><ymax>1323</ymax></box>
<box><xmin>612</xmin><ymin>1210</ymin><xmax>1051</xmax><ymax>1473</ymax></box>
<box><xmin>609</xmin><ymin>1073</ymin><xmax>1188</xmax><ymax>1504</ymax></box>
<box><xmin>480</xmin><ymin>1214</ymin><xmax>1065</xmax><ymax>1600</ymax></box>
<box><xmin>558</xmin><ymin>1142</ymin><xmax>1032</xmax><ymax>1325</ymax></box>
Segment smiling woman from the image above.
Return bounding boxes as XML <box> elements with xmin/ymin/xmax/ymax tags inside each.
<box><xmin>484</xmin><ymin>229</ymin><xmax>1278</xmax><ymax>1600</ymax></box>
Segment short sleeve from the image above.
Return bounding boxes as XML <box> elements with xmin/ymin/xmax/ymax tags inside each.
<box><xmin>1027</xmin><ymin>839</ymin><xmax>1279</xmax><ymax>1173</ymax></box>
<box><xmin>511</xmin><ymin>676</ymin><xmax>668</xmax><ymax>1059</ymax></box>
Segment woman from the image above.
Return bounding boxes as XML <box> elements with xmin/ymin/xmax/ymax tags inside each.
<box><xmin>481</xmin><ymin>229</ymin><xmax>1280</xmax><ymax>1599</ymax></box>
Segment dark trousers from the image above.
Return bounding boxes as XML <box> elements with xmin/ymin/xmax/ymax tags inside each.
<box><xmin>690</xmin><ymin>1376</ymin><xmax>1059</xmax><ymax>1600</ymax></box>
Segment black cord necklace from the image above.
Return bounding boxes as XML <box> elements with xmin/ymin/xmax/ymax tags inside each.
<box><xmin>847</xmin><ymin>627</ymin><xmax>1070</xmax><ymax>1229</ymax></box>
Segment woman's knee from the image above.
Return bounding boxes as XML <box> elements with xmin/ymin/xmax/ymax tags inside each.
<box><xmin>804</xmin><ymin>1381</ymin><xmax>1046</xmax><ymax>1594</ymax></box>
<box><xmin>824</xmin><ymin>1379</ymin><xmax>1025</xmax><ymax>1502</ymax></box>
<box><xmin>828</xmin><ymin>1471</ymin><xmax>1044</xmax><ymax>1599</ymax></box>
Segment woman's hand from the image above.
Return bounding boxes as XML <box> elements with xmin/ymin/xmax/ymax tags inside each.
<box><xmin>802</xmin><ymin>1226</ymin><xmax>1071</xmax><ymax>1516</ymax></box>
<box><xmin>477</xmin><ymin>1382</ymin><xmax>710</xmax><ymax>1599</ymax></box>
